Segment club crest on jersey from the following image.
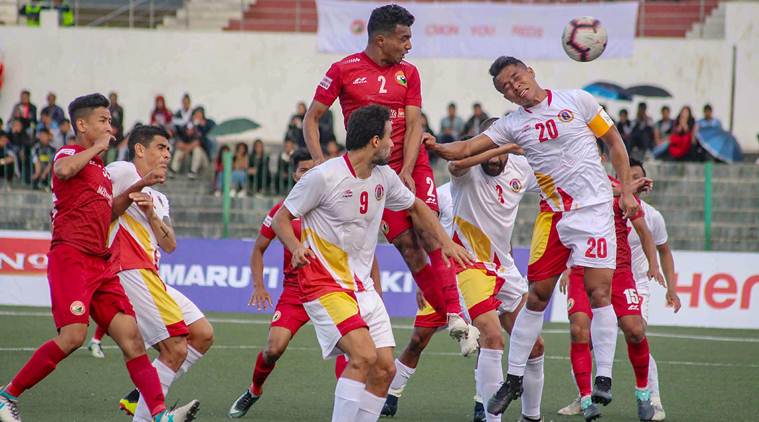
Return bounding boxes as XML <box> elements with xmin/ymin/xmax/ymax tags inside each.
<box><xmin>395</xmin><ymin>71</ymin><xmax>407</xmax><ymax>87</ymax></box>
<box><xmin>557</xmin><ymin>109</ymin><xmax>574</xmax><ymax>123</ymax></box>
<box><xmin>509</xmin><ymin>178</ymin><xmax>522</xmax><ymax>192</ymax></box>
<box><xmin>374</xmin><ymin>184</ymin><xmax>384</xmax><ymax>201</ymax></box>
<box><xmin>272</xmin><ymin>310</ymin><xmax>282</xmax><ymax>323</ymax></box>
<box><xmin>70</xmin><ymin>301</ymin><xmax>85</xmax><ymax>316</ymax></box>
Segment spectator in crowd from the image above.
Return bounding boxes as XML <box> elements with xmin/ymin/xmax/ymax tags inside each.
<box><xmin>248</xmin><ymin>139</ymin><xmax>271</xmax><ymax>194</ymax></box>
<box><xmin>275</xmin><ymin>138</ymin><xmax>297</xmax><ymax>193</ymax></box>
<box><xmin>463</xmin><ymin>102</ymin><xmax>489</xmax><ymax>137</ymax></box>
<box><xmin>629</xmin><ymin>102</ymin><xmax>655</xmax><ymax>161</ymax></box>
<box><xmin>324</xmin><ymin>139</ymin><xmax>343</xmax><ymax>160</ymax></box>
<box><xmin>420</xmin><ymin>112</ymin><xmax>434</xmax><ymax>137</ymax></box>
<box><xmin>654</xmin><ymin>105</ymin><xmax>673</xmax><ymax>146</ymax></box>
<box><xmin>31</xmin><ymin>128</ymin><xmax>55</xmax><ymax>190</ymax></box>
<box><xmin>173</xmin><ymin>93</ymin><xmax>193</xmax><ymax>142</ymax></box>
<box><xmin>616</xmin><ymin>108</ymin><xmax>633</xmax><ymax>146</ymax></box>
<box><xmin>285</xmin><ymin>101</ymin><xmax>307</xmax><ymax>147</ymax></box>
<box><xmin>213</xmin><ymin>145</ymin><xmax>231</xmax><ymax>197</ymax></box>
<box><xmin>668</xmin><ymin>106</ymin><xmax>697</xmax><ymax>161</ymax></box>
<box><xmin>36</xmin><ymin>110</ymin><xmax>56</xmax><ymax>134</ymax></box>
<box><xmin>0</xmin><ymin>132</ymin><xmax>15</xmax><ymax>188</ymax></box>
<box><xmin>170</xmin><ymin>132</ymin><xmax>208</xmax><ymax>179</ymax></box>
<box><xmin>109</xmin><ymin>92</ymin><xmax>125</xmax><ymax>141</ymax></box>
<box><xmin>9</xmin><ymin>90</ymin><xmax>37</xmax><ymax>133</ymax></box>
<box><xmin>9</xmin><ymin>118</ymin><xmax>33</xmax><ymax>184</ymax></box>
<box><xmin>150</xmin><ymin>95</ymin><xmax>173</xmax><ymax>133</ymax></box>
<box><xmin>698</xmin><ymin>104</ymin><xmax>722</xmax><ymax>130</ymax></box>
<box><xmin>439</xmin><ymin>102</ymin><xmax>464</xmax><ymax>143</ymax></box>
<box><xmin>53</xmin><ymin>118</ymin><xmax>75</xmax><ymax>149</ymax></box>
<box><xmin>41</xmin><ymin>92</ymin><xmax>65</xmax><ymax>125</ymax></box>
<box><xmin>188</xmin><ymin>106</ymin><xmax>216</xmax><ymax>157</ymax></box>
<box><xmin>318</xmin><ymin>108</ymin><xmax>336</xmax><ymax>145</ymax></box>
<box><xmin>230</xmin><ymin>142</ymin><xmax>250</xmax><ymax>197</ymax></box>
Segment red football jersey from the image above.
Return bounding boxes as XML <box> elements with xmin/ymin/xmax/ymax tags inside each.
<box><xmin>609</xmin><ymin>176</ymin><xmax>644</xmax><ymax>269</ymax></box>
<box><xmin>313</xmin><ymin>52</ymin><xmax>425</xmax><ymax>170</ymax></box>
<box><xmin>50</xmin><ymin>144</ymin><xmax>113</xmax><ymax>257</ymax></box>
<box><xmin>260</xmin><ymin>201</ymin><xmax>302</xmax><ymax>291</ymax></box>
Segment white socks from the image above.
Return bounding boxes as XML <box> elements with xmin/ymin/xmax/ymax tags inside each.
<box><xmin>522</xmin><ymin>355</ymin><xmax>544</xmax><ymax>419</ymax></box>
<box><xmin>474</xmin><ymin>366</ymin><xmax>482</xmax><ymax>402</ymax></box>
<box><xmin>355</xmin><ymin>390</ymin><xmax>386</xmax><ymax>422</ymax></box>
<box><xmin>332</xmin><ymin>377</ymin><xmax>365</xmax><ymax>422</ymax></box>
<box><xmin>133</xmin><ymin>359</ymin><xmax>176</xmax><ymax>422</ymax></box>
<box><xmin>175</xmin><ymin>346</ymin><xmax>203</xmax><ymax>380</ymax></box>
<box><xmin>649</xmin><ymin>354</ymin><xmax>660</xmax><ymax>398</ymax></box>
<box><xmin>388</xmin><ymin>359</ymin><xmax>416</xmax><ymax>397</ymax></box>
<box><xmin>477</xmin><ymin>348</ymin><xmax>504</xmax><ymax>422</ymax></box>
<box><xmin>507</xmin><ymin>308</ymin><xmax>544</xmax><ymax>377</ymax></box>
<box><xmin>591</xmin><ymin>305</ymin><xmax>618</xmax><ymax>379</ymax></box>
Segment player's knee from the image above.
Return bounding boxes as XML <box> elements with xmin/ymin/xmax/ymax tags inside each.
<box><xmin>623</xmin><ymin>321</ymin><xmax>646</xmax><ymax>344</ymax></box>
<box><xmin>161</xmin><ymin>339</ymin><xmax>189</xmax><ymax>370</ymax></box>
<box><xmin>264</xmin><ymin>345</ymin><xmax>285</xmax><ymax>363</ymax></box>
<box><xmin>349</xmin><ymin>348</ymin><xmax>377</xmax><ymax>374</ymax></box>
<box><xmin>588</xmin><ymin>287</ymin><xmax>611</xmax><ymax>308</ymax></box>
<box><xmin>529</xmin><ymin>336</ymin><xmax>545</xmax><ymax>358</ymax></box>
<box><xmin>525</xmin><ymin>294</ymin><xmax>549</xmax><ymax>312</ymax></box>
<box><xmin>395</xmin><ymin>236</ymin><xmax>425</xmax><ymax>270</ymax></box>
<box><xmin>189</xmin><ymin>320</ymin><xmax>214</xmax><ymax>354</ymax></box>
<box><xmin>480</xmin><ymin>331</ymin><xmax>504</xmax><ymax>350</ymax></box>
<box><xmin>569</xmin><ymin>321</ymin><xmax>590</xmax><ymax>343</ymax></box>
<box><xmin>406</xmin><ymin>332</ymin><xmax>430</xmax><ymax>355</ymax></box>
<box><xmin>58</xmin><ymin>328</ymin><xmax>88</xmax><ymax>352</ymax></box>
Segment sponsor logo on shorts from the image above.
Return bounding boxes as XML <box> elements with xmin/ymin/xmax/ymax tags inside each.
<box><xmin>272</xmin><ymin>310</ymin><xmax>282</xmax><ymax>322</ymax></box>
<box><xmin>558</xmin><ymin>109</ymin><xmax>574</xmax><ymax>123</ymax></box>
<box><xmin>395</xmin><ymin>71</ymin><xmax>407</xmax><ymax>87</ymax></box>
<box><xmin>567</xmin><ymin>298</ymin><xmax>575</xmax><ymax>311</ymax></box>
<box><xmin>319</xmin><ymin>75</ymin><xmax>333</xmax><ymax>90</ymax></box>
<box><xmin>375</xmin><ymin>184</ymin><xmax>384</xmax><ymax>201</ymax></box>
<box><xmin>509</xmin><ymin>178</ymin><xmax>522</xmax><ymax>192</ymax></box>
<box><xmin>70</xmin><ymin>301</ymin><xmax>85</xmax><ymax>316</ymax></box>
<box><xmin>380</xmin><ymin>221</ymin><xmax>390</xmax><ymax>235</ymax></box>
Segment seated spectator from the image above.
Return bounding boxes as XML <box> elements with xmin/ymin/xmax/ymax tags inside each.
<box><xmin>698</xmin><ymin>104</ymin><xmax>722</xmax><ymax>130</ymax></box>
<box><xmin>9</xmin><ymin>90</ymin><xmax>37</xmax><ymax>134</ymax></box>
<box><xmin>654</xmin><ymin>105</ymin><xmax>673</xmax><ymax>146</ymax></box>
<box><xmin>31</xmin><ymin>129</ymin><xmax>56</xmax><ymax>190</ymax></box>
<box><xmin>463</xmin><ymin>103</ymin><xmax>489</xmax><ymax>137</ymax></box>
<box><xmin>150</xmin><ymin>95</ymin><xmax>173</xmax><ymax>133</ymax></box>
<box><xmin>188</xmin><ymin>106</ymin><xmax>216</xmax><ymax>157</ymax></box>
<box><xmin>9</xmin><ymin>118</ymin><xmax>33</xmax><ymax>184</ymax></box>
<box><xmin>173</xmin><ymin>93</ymin><xmax>193</xmax><ymax>142</ymax></box>
<box><xmin>248</xmin><ymin>139</ymin><xmax>271</xmax><ymax>194</ymax></box>
<box><xmin>439</xmin><ymin>102</ymin><xmax>464</xmax><ymax>143</ymax></box>
<box><xmin>41</xmin><ymin>92</ymin><xmax>65</xmax><ymax>126</ymax></box>
<box><xmin>629</xmin><ymin>102</ymin><xmax>654</xmax><ymax>161</ymax></box>
<box><xmin>285</xmin><ymin>102</ymin><xmax>307</xmax><ymax>147</ymax></box>
<box><xmin>668</xmin><ymin>106</ymin><xmax>696</xmax><ymax>161</ymax></box>
<box><xmin>231</xmin><ymin>142</ymin><xmax>250</xmax><ymax>197</ymax></box>
<box><xmin>54</xmin><ymin>118</ymin><xmax>76</xmax><ymax>149</ymax></box>
<box><xmin>0</xmin><ymin>132</ymin><xmax>15</xmax><ymax>188</ymax></box>
<box><xmin>37</xmin><ymin>111</ymin><xmax>57</xmax><ymax>140</ymax></box>
<box><xmin>109</xmin><ymin>92</ymin><xmax>125</xmax><ymax>141</ymax></box>
<box><xmin>420</xmin><ymin>112</ymin><xmax>434</xmax><ymax>137</ymax></box>
<box><xmin>616</xmin><ymin>108</ymin><xmax>633</xmax><ymax>148</ymax></box>
<box><xmin>170</xmin><ymin>132</ymin><xmax>208</xmax><ymax>179</ymax></box>
<box><xmin>213</xmin><ymin>145</ymin><xmax>231</xmax><ymax>197</ymax></box>
<box><xmin>324</xmin><ymin>139</ymin><xmax>344</xmax><ymax>160</ymax></box>
<box><xmin>275</xmin><ymin>138</ymin><xmax>297</xmax><ymax>193</ymax></box>
<box><xmin>319</xmin><ymin>108</ymin><xmax>337</xmax><ymax>145</ymax></box>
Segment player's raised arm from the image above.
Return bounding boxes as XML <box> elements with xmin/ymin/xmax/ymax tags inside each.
<box><xmin>424</xmin><ymin>132</ymin><xmax>503</xmax><ymax>162</ymax></box>
<box><xmin>630</xmin><ymin>215</ymin><xmax>664</xmax><ymax>287</ymax></box>
<box><xmin>600</xmin><ymin>127</ymin><xmax>638</xmax><ymax>218</ymax></box>
<box><xmin>407</xmin><ymin>198</ymin><xmax>473</xmax><ymax>268</ymax></box>
<box><xmin>53</xmin><ymin>135</ymin><xmax>110</xmax><ymax>180</ymax></box>
<box><xmin>303</xmin><ymin>100</ymin><xmax>329</xmax><ymax>164</ymax></box>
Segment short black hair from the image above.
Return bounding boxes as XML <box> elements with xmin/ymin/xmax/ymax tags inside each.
<box><xmin>38</xmin><ymin>128</ymin><xmax>51</xmax><ymax>136</ymax></box>
<box><xmin>488</xmin><ymin>56</ymin><xmax>526</xmax><ymax>80</ymax></box>
<box><xmin>704</xmin><ymin>103</ymin><xmax>712</xmax><ymax>112</ymax></box>
<box><xmin>629</xmin><ymin>157</ymin><xmax>646</xmax><ymax>176</ymax></box>
<box><xmin>620</xmin><ymin>108</ymin><xmax>629</xmax><ymax>115</ymax></box>
<box><xmin>448</xmin><ymin>102</ymin><xmax>456</xmax><ymax>109</ymax></box>
<box><xmin>291</xmin><ymin>148</ymin><xmax>312</xmax><ymax>168</ymax></box>
<box><xmin>661</xmin><ymin>105</ymin><xmax>670</xmax><ymax>112</ymax></box>
<box><xmin>61</xmin><ymin>118</ymin><xmax>71</xmax><ymax>125</ymax></box>
<box><xmin>638</xmin><ymin>102</ymin><xmax>647</xmax><ymax>110</ymax></box>
<box><xmin>367</xmin><ymin>4</ymin><xmax>414</xmax><ymax>38</ymax></box>
<box><xmin>127</xmin><ymin>125</ymin><xmax>169</xmax><ymax>161</ymax></box>
<box><xmin>68</xmin><ymin>93</ymin><xmax>110</xmax><ymax>134</ymax></box>
<box><xmin>345</xmin><ymin>104</ymin><xmax>390</xmax><ymax>151</ymax></box>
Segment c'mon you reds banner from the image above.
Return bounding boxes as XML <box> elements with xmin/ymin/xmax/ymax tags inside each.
<box><xmin>316</xmin><ymin>0</ymin><xmax>638</xmax><ymax>60</ymax></box>
<box><xmin>2</xmin><ymin>230</ymin><xmax>759</xmax><ymax>329</ymax></box>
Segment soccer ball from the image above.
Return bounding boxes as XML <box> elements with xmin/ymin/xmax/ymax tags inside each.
<box><xmin>561</xmin><ymin>17</ymin><xmax>608</xmax><ymax>62</ymax></box>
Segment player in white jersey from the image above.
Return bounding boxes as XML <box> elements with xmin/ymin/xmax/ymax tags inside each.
<box><xmin>425</xmin><ymin>56</ymin><xmax>640</xmax><ymax>416</ymax></box>
<box><xmin>272</xmin><ymin>105</ymin><xmax>472</xmax><ymax>422</ymax></box>
<box><xmin>436</xmin><ymin>182</ymin><xmax>453</xmax><ymax>235</ymax></box>
<box><xmin>107</xmin><ymin>125</ymin><xmax>214</xmax><ymax>421</ymax></box>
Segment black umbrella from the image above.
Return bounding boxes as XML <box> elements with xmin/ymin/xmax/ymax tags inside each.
<box><xmin>625</xmin><ymin>85</ymin><xmax>672</xmax><ymax>98</ymax></box>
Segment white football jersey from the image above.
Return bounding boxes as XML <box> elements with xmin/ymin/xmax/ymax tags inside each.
<box><xmin>628</xmin><ymin>199</ymin><xmax>669</xmax><ymax>281</ymax></box>
<box><xmin>284</xmin><ymin>155</ymin><xmax>415</xmax><ymax>301</ymax></box>
<box><xmin>436</xmin><ymin>182</ymin><xmax>453</xmax><ymax>236</ymax></box>
<box><xmin>106</xmin><ymin>161</ymin><xmax>171</xmax><ymax>270</ymax></box>
<box><xmin>484</xmin><ymin>89</ymin><xmax>613</xmax><ymax>212</ymax></box>
<box><xmin>450</xmin><ymin>154</ymin><xmax>538</xmax><ymax>270</ymax></box>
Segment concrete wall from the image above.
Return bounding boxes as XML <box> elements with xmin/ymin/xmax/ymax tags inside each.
<box><xmin>0</xmin><ymin>3</ymin><xmax>756</xmax><ymax>151</ymax></box>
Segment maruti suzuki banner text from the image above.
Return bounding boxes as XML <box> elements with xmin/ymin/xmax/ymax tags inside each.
<box><xmin>316</xmin><ymin>0</ymin><xmax>638</xmax><ymax>60</ymax></box>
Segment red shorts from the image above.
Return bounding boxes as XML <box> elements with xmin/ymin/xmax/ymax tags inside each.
<box><xmin>270</xmin><ymin>286</ymin><xmax>310</xmax><ymax>335</ymax></box>
<box><xmin>48</xmin><ymin>244</ymin><xmax>135</xmax><ymax>331</ymax></box>
<box><xmin>566</xmin><ymin>266</ymin><xmax>642</xmax><ymax>319</ymax></box>
<box><xmin>381</xmin><ymin>160</ymin><xmax>439</xmax><ymax>242</ymax></box>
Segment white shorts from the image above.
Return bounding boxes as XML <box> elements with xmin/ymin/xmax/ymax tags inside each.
<box><xmin>119</xmin><ymin>269</ymin><xmax>204</xmax><ymax>347</ymax></box>
<box><xmin>634</xmin><ymin>274</ymin><xmax>651</xmax><ymax>323</ymax></box>
<box><xmin>304</xmin><ymin>289</ymin><xmax>395</xmax><ymax>359</ymax></box>
<box><xmin>496</xmin><ymin>265</ymin><xmax>528</xmax><ymax>315</ymax></box>
<box><xmin>528</xmin><ymin>201</ymin><xmax>617</xmax><ymax>281</ymax></box>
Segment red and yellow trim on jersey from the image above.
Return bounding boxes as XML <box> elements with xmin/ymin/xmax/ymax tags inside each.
<box><xmin>139</xmin><ymin>269</ymin><xmax>187</xmax><ymax>336</ymax></box>
<box><xmin>588</xmin><ymin>109</ymin><xmax>614</xmax><ymax>137</ymax></box>
<box><xmin>457</xmin><ymin>266</ymin><xmax>506</xmax><ymax>321</ymax></box>
<box><xmin>453</xmin><ymin>216</ymin><xmax>492</xmax><ymax>263</ymax></box>
<box><xmin>303</xmin><ymin>228</ymin><xmax>357</xmax><ymax>291</ymax></box>
<box><xmin>317</xmin><ymin>291</ymin><xmax>367</xmax><ymax>336</ymax></box>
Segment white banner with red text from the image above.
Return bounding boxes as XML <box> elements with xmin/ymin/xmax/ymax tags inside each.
<box><xmin>316</xmin><ymin>0</ymin><xmax>638</xmax><ymax>60</ymax></box>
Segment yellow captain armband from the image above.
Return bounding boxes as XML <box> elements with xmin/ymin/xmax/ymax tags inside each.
<box><xmin>588</xmin><ymin>108</ymin><xmax>614</xmax><ymax>137</ymax></box>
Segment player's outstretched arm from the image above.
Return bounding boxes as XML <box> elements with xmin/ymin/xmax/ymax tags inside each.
<box><xmin>631</xmin><ymin>216</ymin><xmax>664</xmax><ymax>286</ymax></box>
<box><xmin>53</xmin><ymin>135</ymin><xmax>110</xmax><ymax>180</ymax></box>
<box><xmin>600</xmin><ymin>126</ymin><xmax>639</xmax><ymax>218</ymax></box>
<box><xmin>248</xmin><ymin>234</ymin><xmax>274</xmax><ymax>310</ymax></box>
<box><xmin>407</xmin><ymin>198</ymin><xmax>473</xmax><ymax>268</ymax></box>
<box><xmin>424</xmin><ymin>132</ymin><xmax>500</xmax><ymax>161</ymax></box>
<box><xmin>656</xmin><ymin>241</ymin><xmax>681</xmax><ymax>312</ymax></box>
<box><xmin>448</xmin><ymin>144</ymin><xmax>524</xmax><ymax>176</ymax></box>
<box><xmin>272</xmin><ymin>205</ymin><xmax>315</xmax><ymax>269</ymax></box>
<box><xmin>303</xmin><ymin>101</ymin><xmax>329</xmax><ymax>164</ymax></box>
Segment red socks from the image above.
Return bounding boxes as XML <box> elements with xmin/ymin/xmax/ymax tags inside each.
<box><xmin>126</xmin><ymin>354</ymin><xmax>166</xmax><ymax>416</ymax></box>
<box><xmin>6</xmin><ymin>340</ymin><xmax>67</xmax><ymax>397</ymax></box>
<box><xmin>335</xmin><ymin>355</ymin><xmax>349</xmax><ymax>379</ymax></box>
<box><xmin>93</xmin><ymin>325</ymin><xmax>107</xmax><ymax>342</ymax></box>
<box><xmin>250</xmin><ymin>351</ymin><xmax>275</xmax><ymax>396</ymax></box>
<box><xmin>413</xmin><ymin>249</ymin><xmax>462</xmax><ymax>316</ymax></box>
<box><xmin>626</xmin><ymin>337</ymin><xmax>650</xmax><ymax>389</ymax></box>
<box><xmin>570</xmin><ymin>342</ymin><xmax>593</xmax><ymax>397</ymax></box>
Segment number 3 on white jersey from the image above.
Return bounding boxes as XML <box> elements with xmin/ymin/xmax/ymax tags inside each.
<box><xmin>378</xmin><ymin>76</ymin><xmax>388</xmax><ymax>94</ymax></box>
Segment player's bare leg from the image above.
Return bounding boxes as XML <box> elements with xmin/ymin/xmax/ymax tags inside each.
<box><xmin>332</xmin><ymin>328</ymin><xmax>378</xmax><ymax>422</ymax></box>
<box><xmin>618</xmin><ymin>315</ymin><xmax>655</xmax><ymax>421</ymax></box>
<box><xmin>582</xmin><ymin>267</ymin><xmax>616</xmax><ymax>407</ymax></box>
<box><xmin>488</xmin><ymin>276</ymin><xmax>556</xmax><ymax>415</ymax></box>
<box><xmin>361</xmin><ymin>347</ymin><xmax>397</xmax><ymax>421</ymax></box>
<box><xmin>382</xmin><ymin>326</ymin><xmax>437</xmax><ymax>416</ymax></box>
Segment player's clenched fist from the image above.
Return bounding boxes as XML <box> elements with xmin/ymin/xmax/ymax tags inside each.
<box><xmin>129</xmin><ymin>192</ymin><xmax>155</xmax><ymax>217</ymax></box>
<box><xmin>141</xmin><ymin>167</ymin><xmax>167</xmax><ymax>187</ymax></box>
<box><xmin>291</xmin><ymin>245</ymin><xmax>316</xmax><ymax>269</ymax></box>
<box><xmin>94</xmin><ymin>133</ymin><xmax>113</xmax><ymax>153</ymax></box>
<box><xmin>620</xmin><ymin>192</ymin><xmax>640</xmax><ymax>219</ymax></box>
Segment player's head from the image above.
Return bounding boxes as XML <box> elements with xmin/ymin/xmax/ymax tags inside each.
<box><xmin>367</xmin><ymin>4</ymin><xmax>414</xmax><ymax>64</ymax></box>
<box><xmin>629</xmin><ymin>157</ymin><xmax>646</xmax><ymax>180</ymax></box>
<box><xmin>489</xmin><ymin>56</ymin><xmax>540</xmax><ymax>107</ymax></box>
<box><xmin>346</xmin><ymin>104</ymin><xmax>393</xmax><ymax>165</ymax></box>
<box><xmin>127</xmin><ymin>125</ymin><xmax>171</xmax><ymax>171</ymax></box>
<box><xmin>477</xmin><ymin>117</ymin><xmax>508</xmax><ymax>176</ymax></box>
<box><xmin>291</xmin><ymin>148</ymin><xmax>314</xmax><ymax>182</ymax></box>
<box><xmin>68</xmin><ymin>93</ymin><xmax>112</xmax><ymax>143</ymax></box>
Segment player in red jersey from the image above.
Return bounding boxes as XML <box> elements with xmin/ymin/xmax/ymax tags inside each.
<box><xmin>0</xmin><ymin>94</ymin><xmax>198</xmax><ymax>422</ymax></box>
<box><xmin>303</xmin><ymin>4</ymin><xmax>476</xmax><ymax>354</ymax></box>
<box><xmin>228</xmin><ymin>149</ymin><xmax>381</xmax><ymax>418</ymax></box>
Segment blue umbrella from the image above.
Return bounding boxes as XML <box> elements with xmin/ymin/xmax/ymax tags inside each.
<box><xmin>652</xmin><ymin>141</ymin><xmax>670</xmax><ymax>159</ymax></box>
<box><xmin>582</xmin><ymin>82</ymin><xmax>633</xmax><ymax>101</ymax></box>
<box><xmin>697</xmin><ymin>126</ymin><xmax>743</xmax><ymax>163</ymax></box>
